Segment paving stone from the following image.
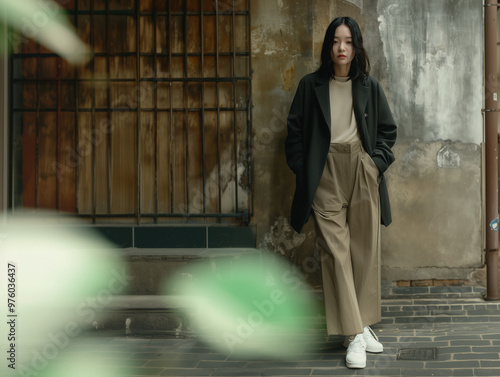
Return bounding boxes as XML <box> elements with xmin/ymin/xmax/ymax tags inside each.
<box><xmin>176</xmin><ymin>353</ymin><xmax>228</xmax><ymax>361</ymax></box>
<box><xmin>481</xmin><ymin>334</ymin><xmax>500</xmax><ymax>340</ymax></box>
<box><xmin>437</xmin><ymin>346</ymin><xmax>471</xmax><ymax>354</ymax></box>
<box><xmin>129</xmin><ymin>352</ymin><xmax>179</xmax><ymax>360</ymax></box>
<box><xmin>144</xmin><ymin>359</ymin><xmax>200</xmax><ymax>368</ymax></box>
<box><xmin>114</xmin><ymin>366</ymin><xmax>167</xmax><ymax>375</ymax></box>
<box><xmin>453</xmin><ymin>353</ymin><xmax>499</xmax><ymax>360</ymax></box>
<box><xmin>480</xmin><ymin>360</ymin><xmax>500</xmax><ymax>368</ymax></box>
<box><xmin>356</xmin><ymin>368</ymin><xmax>401</xmax><ymax>375</ymax></box>
<box><xmin>473</xmin><ymin>369</ymin><xmax>500</xmax><ymax>376</ymax></box>
<box><xmin>311</xmin><ymin>368</ymin><xmax>357</xmax><ymax>375</ymax></box>
<box><xmin>401</xmin><ymin>368</ymin><xmax>453</xmax><ymax>376</ymax></box>
<box><xmin>433</xmin><ymin>335</ymin><xmax>482</xmax><ymax>341</ymax></box>
<box><xmin>159</xmin><ymin>368</ymin><xmax>214</xmax><ymax>376</ymax></box>
<box><xmin>261</xmin><ymin>368</ymin><xmax>312</xmax><ymax>376</ymax></box>
<box><xmin>451</xmin><ymin>370</ymin><xmax>475</xmax><ymax>376</ymax></box>
<box><xmin>209</xmin><ymin>368</ymin><xmax>265</xmax><ymax>376</ymax></box>
<box><xmin>425</xmin><ymin>360</ymin><xmax>480</xmax><ymax>368</ymax></box>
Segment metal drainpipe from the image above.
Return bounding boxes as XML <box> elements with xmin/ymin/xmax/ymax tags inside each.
<box><xmin>484</xmin><ymin>0</ymin><xmax>500</xmax><ymax>301</ymax></box>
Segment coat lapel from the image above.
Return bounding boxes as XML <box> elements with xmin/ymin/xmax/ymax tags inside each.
<box><xmin>352</xmin><ymin>77</ymin><xmax>370</xmax><ymax>149</ymax></box>
<box><xmin>314</xmin><ymin>76</ymin><xmax>331</xmax><ymax>133</ymax></box>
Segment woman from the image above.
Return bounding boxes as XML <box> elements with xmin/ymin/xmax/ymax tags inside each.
<box><xmin>285</xmin><ymin>17</ymin><xmax>397</xmax><ymax>369</ymax></box>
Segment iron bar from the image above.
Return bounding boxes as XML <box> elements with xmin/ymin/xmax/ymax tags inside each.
<box><xmin>106</xmin><ymin>0</ymin><xmax>112</xmax><ymax>215</ymax></box>
<box><xmin>154</xmin><ymin>0</ymin><xmax>159</xmax><ymax>223</ymax></box>
<box><xmin>35</xmin><ymin>40</ymin><xmax>40</xmax><ymax>208</ymax></box>
<box><xmin>231</xmin><ymin>0</ymin><xmax>238</xmax><ymax>214</ymax></box>
<box><xmin>56</xmin><ymin>57</ymin><xmax>61</xmax><ymax>210</ymax></box>
<box><xmin>168</xmin><ymin>0</ymin><xmax>174</xmax><ymax>215</ymax></box>
<box><xmin>215</xmin><ymin>0</ymin><xmax>222</xmax><ymax>220</ymax></box>
<box><xmin>74</xmin><ymin>0</ymin><xmax>80</xmax><ymax>214</ymax></box>
<box><xmin>247</xmin><ymin>0</ymin><xmax>253</xmax><ymax>219</ymax></box>
<box><xmin>91</xmin><ymin>0</ymin><xmax>96</xmax><ymax>223</ymax></box>
<box><xmin>183</xmin><ymin>0</ymin><xmax>190</xmax><ymax>217</ymax></box>
<box><xmin>13</xmin><ymin>107</ymin><xmax>250</xmax><ymax>113</ymax></box>
<box><xmin>200</xmin><ymin>0</ymin><xmax>206</xmax><ymax>214</ymax></box>
<box><xmin>136</xmin><ymin>0</ymin><xmax>142</xmax><ymax>224</ymax></box>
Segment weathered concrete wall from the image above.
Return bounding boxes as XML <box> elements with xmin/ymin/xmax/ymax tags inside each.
<box><xmin>251</xmin><ymin>0</ymin><xmax>484</xmax><ymax>286</ymax></box>
<box><xmin>372</xmin><ymin>0</ymin><xmax>484</xmax><ymax>282</ymax></box>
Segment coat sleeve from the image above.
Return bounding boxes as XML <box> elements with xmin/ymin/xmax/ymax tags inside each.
<box><xmin>372</xmin><ymin>81</ymin><xmax>397</xmax><ymax>174</ymax></box>
<box><xmin>285</xmin><ymin>78</ymin><xmax>306</xmax><ymax>175</ymax></box>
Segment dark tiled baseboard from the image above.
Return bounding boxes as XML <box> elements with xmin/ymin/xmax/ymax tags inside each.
<box><xmin>92</xmin><ymin>225</ymin><xmax>256</xmax><ymax>249</ymax></box>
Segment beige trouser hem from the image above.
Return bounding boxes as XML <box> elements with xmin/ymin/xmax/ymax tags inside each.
<box><xmin>312</xmin><ymin>140</ymin><xmax>381</xmax><ymax>336</ymax></box>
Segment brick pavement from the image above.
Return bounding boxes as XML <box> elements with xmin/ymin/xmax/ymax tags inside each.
<box><xmin>61</xmin><ymin>296</ymin><xmax>500</xmax><ymax>377</ymax></box>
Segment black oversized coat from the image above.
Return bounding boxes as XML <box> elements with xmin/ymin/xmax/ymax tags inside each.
<box><xmin>285</xmin><ymin>71</ymin><xmax>397</xmax><ymax>234</ymax></box>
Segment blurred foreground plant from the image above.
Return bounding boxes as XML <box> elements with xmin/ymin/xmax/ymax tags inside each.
<box><xmin>1</xmin><ymin>0</ymin><xmax>90</xmax><ymax>64</ymax></box>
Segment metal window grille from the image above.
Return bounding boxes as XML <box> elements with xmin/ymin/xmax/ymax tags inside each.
<box><xmin>10</xmin><ymin>0</ymin><xmax>253</xmax><ymax>225</ymax></box>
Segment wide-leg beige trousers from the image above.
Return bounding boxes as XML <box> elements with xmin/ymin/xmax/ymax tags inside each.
<box><xmin>312</xmin><ymin>140</ymin><xmax>381</xmax><ymax>336</ymax></box>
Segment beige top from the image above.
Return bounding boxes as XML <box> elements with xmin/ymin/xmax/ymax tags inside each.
<box><xmin>329</xmin><ymin>76</ymin><xmax>360</xmax><ymax>143</ymax></box>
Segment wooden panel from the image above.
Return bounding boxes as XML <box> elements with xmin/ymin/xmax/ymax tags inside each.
<box><xmin>110</xmin><ymin>57</ymin><xmax>136</xmax><ymax>79</ymax></box>
<box><xmin>140</xmin><ymin>0</ymin><xmax>154</xmax><ymax>12</ymax></box>
<box><xmin>187</xmin><ymin>16</ymin><xmax>201</xmax><ymax>54</ymax></box>
<box><xmin>139</xmin><ymin>112</ymin><xmax>156</xmax><ymax>214</ymax></box>
<box><xmin>187</xmin><ymin>111</ymin><xmax>203</xmax><ymax>214</ymax></box>
<box><xmin>39</xmin><ymin>57</ymin><xmax>58</xmax><ymax>80</ymax></box>
<box><xmin>38</xmin><ymin>112</ymin><xmax>57</xmax><ymax>209</ymax></box>
<box><xmin>110</xmin><ymin>112</ymin><xmax>137</xmax><ymax>214</ymax></box>
<box><xmin>219</xmin><ymin>111</ymin><xmax>235</xmax><ymax>213</ymax></box>
<box><xmin>39</xmin><ymin>83</ymin><xmax>58</xmax><ymax>109</ymax></box>
<box><xmin>157</xmin><ymin>112</ymin><xmax>171</xmax><ymax>213</ymax></box>
<box><xmin>110</xmin><ymin>83</ymin><xmax>137</xmax><ymax>109</ymax></box>
<box><xmin>59</xmin><ymin>112</ymin><xmax>77</xmax><ymax>213</ymax></box>
<box><xmin>218</xmin><ymin>15</ymin><xmax>233</xmax><ymax>53</ymax></box>
<box><xmin>140</xmin><ymin>16</ymin><xmax>155</xmax><ymax>53</ymax></box>
<box><xmin>95</xmin><ymin>113</ymin><xmax>111</xmax><ymax>214</ymax></box>
<box><xmin>140</xmin><ymin>82</ymin><xmax>156</xmax><ymax>109</ymax></box>
<box><xmin>171</xmin><ymin>112</ymin><xmax>187</xmax><ymax>213</ymax></box>
<box><xmin>203</xmin><ymin>111</ymin><xmax>219</xmax><ymax>213</ymax></box>
<box><xmin>77</xmin><ymin>112</ymin><xmax>93</xmax><ymax>214</ymax></box>
<box><xmin>61</xmin><ymin>83</ymin><xmax>76</xmax><ymax>109</ymax></box>
<box><xmin>157</xmin><ymin>83</ymin><xmax>171</xmax><ymax>109</ymax></box>
<box><xmin>22</xmin><ymin>113</ymin><xmax>37</xmax><ymax>208</ymax></box>
<box><xmin>156</xmin><ymin>16</ymin><xmax>169</xmax><ymax>54</ymax></box>
<box><xmin>171</xmin><ymin>16</ymin><xmax>185</xmax><ymax>54</ymax></box>
<box><xmin>219</xmin><ymin>82</ymin><xmax>234</xmax><ymax>108</ymax></box>
<box><xmin>203</xmin><ymin>16</ymin><xmax>216</xmax><ymax>54</ymax></box>
<box><xmin>77</xmin><ymin>15</ymin><xmax>92</xmax><ymax>50</ymax></box>
<box><xmin>187</xmin><ymin>0</ymin><xmax>201</xmax><ymax>12</ymax></box>
<box><xmin>203</xmin><ymin>82</ymin><xmax>217</xmax><ymax>108</ymax></box>
<box><xmin>188</xmin><ymin>83</ymin><xmax>202</xmax><ymax>108</ymax></box>
<box><xmin>219</xmin><ymin>56</ymin><xmax>233</xmax><ymax>77</ymax></box>
<box><xmin>14</xmin><ymin>0</ymin><xmax>251</xmax><ymax>221</ymax></box>
<box><xmin>187</xmin><ymin>56</ymin><xmax>202</xmax><ymax>77</ymax></box>
<box><xmin>235</xmin><ymin>15</ymin><xmax>249</xmax><ymax>52</ymax></box>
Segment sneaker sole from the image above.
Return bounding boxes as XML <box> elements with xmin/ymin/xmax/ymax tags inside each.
<box><xmin>346</xmin><ymin>361</ymin><xmax>366</xmax><ymax>369</ymax></box>
<box><xmin>343</xmin><ymin>341</ymin><xmax>383</xmax><ymax>354</ymax></box>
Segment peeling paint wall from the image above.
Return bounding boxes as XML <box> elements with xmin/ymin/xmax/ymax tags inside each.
<box><xmin>377</xmin><ymin>0</ymin><xmax>483</xmax><ymax>143</ymax></box>
<box><xmin>372</xmin><ymin>0</ymin><xmax>484</xmax><ymax>282</ymax></box>
<box><xmin>251</xmin><ymin>0</ymin><xmax>484</xmax><ymax>286</ymax></box>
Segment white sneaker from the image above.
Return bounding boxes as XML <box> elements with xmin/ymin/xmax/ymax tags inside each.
<box><xmin>345</xmin><ymin>334</ymin><xmax>366</xmax><ymax>369</ymax></box>
<box><xmin>343</xmin><ymin>326</ymin><xmax>384</xmax><ymax>353</ymax></box>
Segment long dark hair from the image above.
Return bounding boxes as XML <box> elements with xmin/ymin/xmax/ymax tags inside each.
<box><xmin>316</xmin><ymin>17</ymin><xmax>370</xmax><ymax>80</ymax></box>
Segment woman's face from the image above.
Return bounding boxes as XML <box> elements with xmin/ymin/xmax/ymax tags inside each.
<box><xmin>331</xmin><ymin>24</ymin><xmax>354</xmax><ymax>76</ymax></box>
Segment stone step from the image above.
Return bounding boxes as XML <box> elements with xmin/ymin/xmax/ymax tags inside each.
<box><xmin>121</xmin><ymin>248</ymin><xmax>264</xmax><ymax>295</ymax></box>
<box><xmin>83</xmin><ymin>293</ymin><xmax>499</xmax><ymax>337</ymax></box>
